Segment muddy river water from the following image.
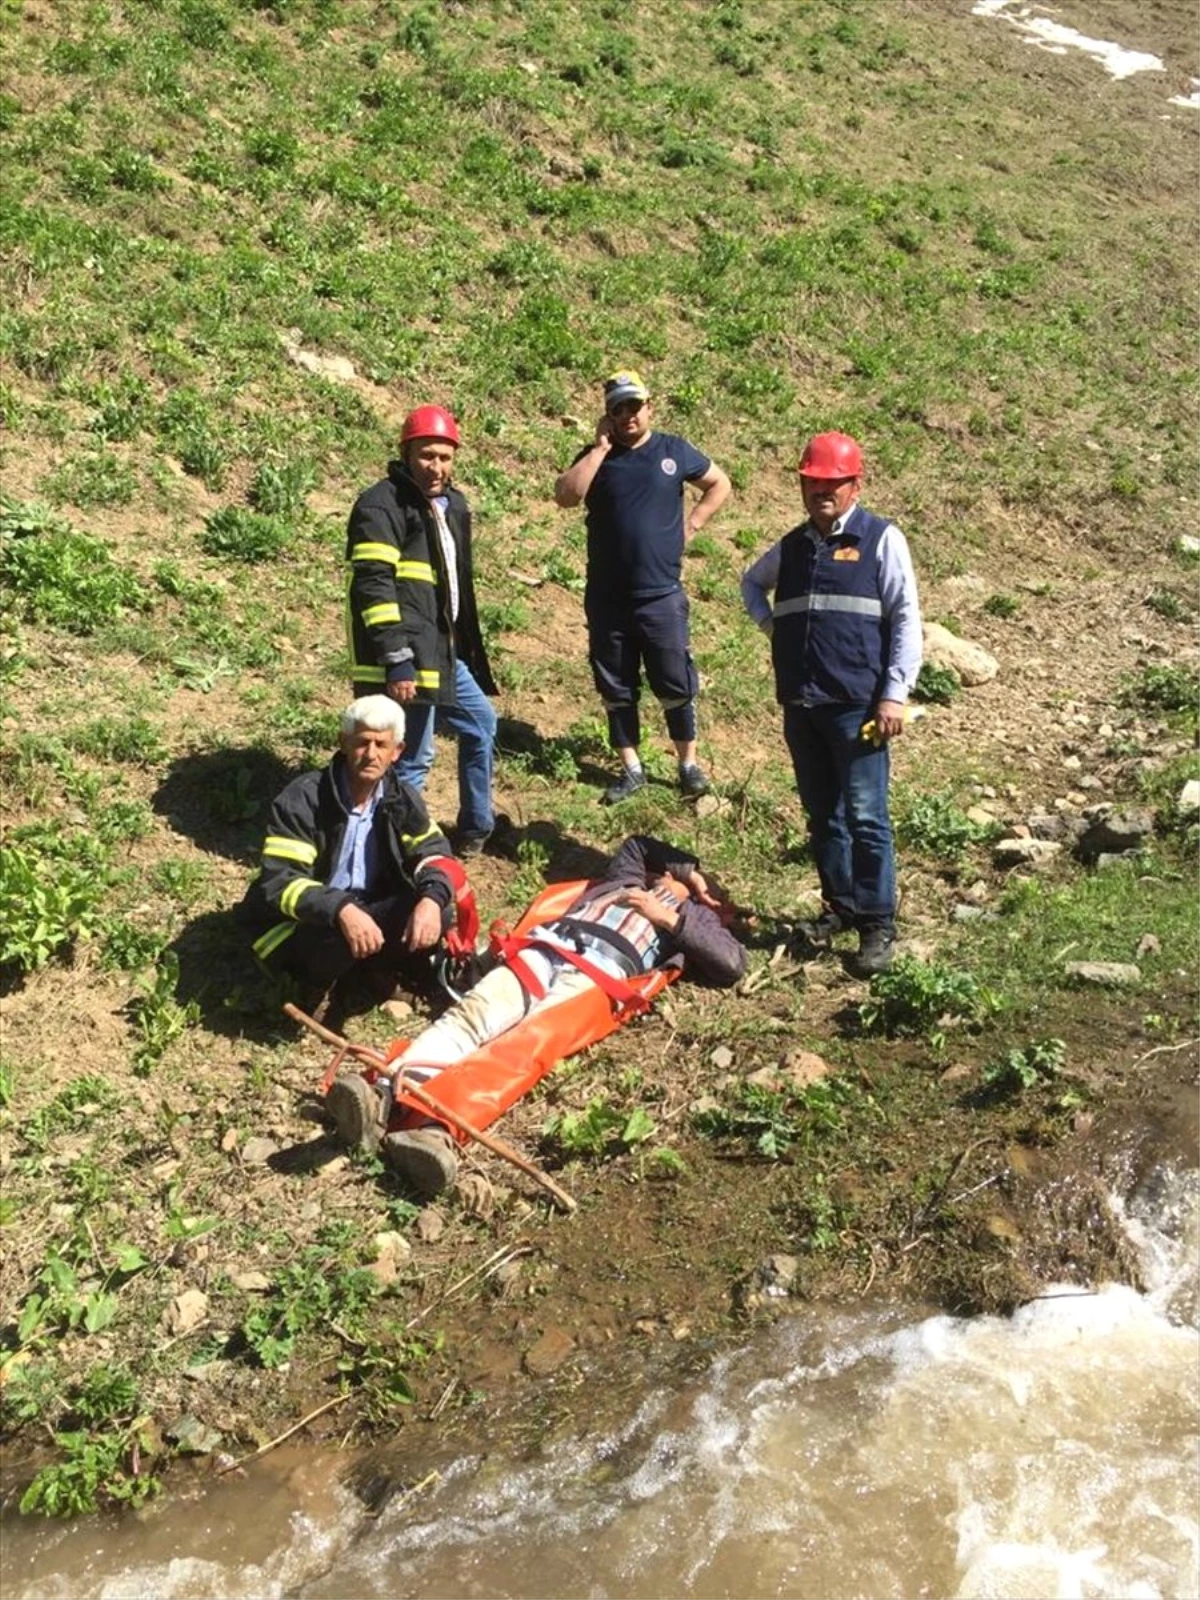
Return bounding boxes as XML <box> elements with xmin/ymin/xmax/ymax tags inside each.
<box><xmin>6</xmin><ymin>1163</ymin><xmax>1196</xmax><ymax>1600</ymax></box>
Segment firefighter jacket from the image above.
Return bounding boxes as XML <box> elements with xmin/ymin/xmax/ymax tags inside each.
<box><xmin>242</xmin><ymin>757</ymin><xmax>456</xmax><ymax>966</ymax></box>
<box><xmin>345</xmin><ymin>462</ymin><xmax>497</xmax><ymax>704</ymax></box>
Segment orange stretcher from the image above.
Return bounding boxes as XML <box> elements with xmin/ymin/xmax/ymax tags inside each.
<box><xmin>376</xmin><ymin>878</ymin><xmax>679</xmax><ymax>1145</ymax></box>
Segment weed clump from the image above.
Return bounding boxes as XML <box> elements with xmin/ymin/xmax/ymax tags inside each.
<box><xmin>913</xmin><ymin>662</ymin><xmax>961</xmax><ymax>705</ymax></box>
<box><xmin>201</xmin><ymin>506</ymin><xmax>290</xmax><ymax>563</ymax></box>
<box><xmin>1</xmin><ymin>500</ymin><xmax>146</xmax><ymax>632</ymax></box>
<box><xmin>858</xmin><ymin>956</ymin><xmax>1001</xmax><ymax>1046</ymax></box>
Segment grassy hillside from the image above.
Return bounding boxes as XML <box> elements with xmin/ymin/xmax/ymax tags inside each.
<box><xmin>1</xmin><ymin>0</ymin><xmax>1197</xmax><ymax>1514</ymax></box>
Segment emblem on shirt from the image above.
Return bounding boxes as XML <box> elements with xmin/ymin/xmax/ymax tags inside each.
<box><xmin>833</xmin><ymin>546</ymin><xmax>861</xmax><ymax>561</ymax></box>
<box><xmin>660</xmin><ymin>458</ymin><xmax>678</xmax><ymax>476</ymax></box>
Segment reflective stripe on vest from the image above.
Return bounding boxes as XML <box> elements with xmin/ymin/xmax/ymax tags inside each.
<box><xmin>773</xmin><ymin>593</ymin><xmax>883</xmax><ymax>619</ymax></box>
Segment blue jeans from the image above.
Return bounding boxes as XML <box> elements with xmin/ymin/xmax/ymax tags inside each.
<box><xmin>396</xmin><ymin>660</ymin><xmax>496</xmax><ymax>837</ymax></box>
<box><xmin>783</xmin><ymin>702</ymin><xmax>896</xmax><ymax>928</ymax></box>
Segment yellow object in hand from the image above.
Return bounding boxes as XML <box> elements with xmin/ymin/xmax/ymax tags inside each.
<box><xmin>860</xmin><ymin>705</ymin><xmax>926</xmax><ymax>746</ymax></box>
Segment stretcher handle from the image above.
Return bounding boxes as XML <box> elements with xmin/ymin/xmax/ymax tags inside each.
<box><xmin>284</xmin><ymin>1003</ymin><xmax>578</xmax><ymax>1214</ymax></box>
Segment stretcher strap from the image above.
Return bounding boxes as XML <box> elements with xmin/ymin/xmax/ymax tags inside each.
<box><xmin>425</xmin><ymin>854</ymin><xmax>480</xmax><ymax>958</ymax></box>
<box><xmin>498</xmin><ymin>933</ymin><xmax>651</xmax><ymax>1015</ymax></box>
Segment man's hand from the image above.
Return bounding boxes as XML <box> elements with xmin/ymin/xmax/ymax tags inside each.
<box><xmin>385</xmin><ymin>678</ymin><xmax>417</xmax><ymax>705</ymax></box>
<box><xmin>403</xmin><ymin>896</ymin><xmax>443</xmax><ymax>952</ymax></box>
<box><xmin>619</xmin><ymin>885</ymin><xmax>680</xmax><ymax>932</ymax></box>
<box><xmin>684</xmin><ymin>869</ymin><xmax>722</xmax><ymax>911</ymax></box>
<box><xmin>874</xmin><ymin>699</ymin><xmax>907</xmax><ymax>740</ymax></box>
<box><xmin>337</xmin><ymin>902</ymin><xmax>385</xmax><ymax>960</ymax></box>
<box><xmin>593</xmin><ymin>414</ymin><xmax>614</xmax><ymax>452</ymax></box>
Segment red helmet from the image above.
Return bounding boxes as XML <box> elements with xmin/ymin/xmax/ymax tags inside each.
<box><xmin>401</xmin><ymin>405</ymin><xmax>461</xmax><ymax>448</ymax></box>
<box><xmin>799</xmin><ymin>431</ymin><xmax>863</xmax><ymax>479</ymax></box>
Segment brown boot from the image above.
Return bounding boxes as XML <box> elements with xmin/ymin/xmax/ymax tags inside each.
<box><xmin>325</xmin><ymin>1074</ymin><xmax>387</xmax><ymax>1155</ymax></box>
<box><xmin>382</xmin><ymin>1126</ymin><xmax>459</xmax><ymax>1198</ymax></box>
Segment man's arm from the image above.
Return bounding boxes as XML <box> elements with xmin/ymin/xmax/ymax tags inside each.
<box><xmin>346</xmin><ymin>492</ymin><xmax>417</xmax><ymax>701</ymax></box>
<box><xmin>875</xmin><ymin>524</ymin><xmax>923</xmax><ymax>737</ymax></box>
<box><xmin>669</xmin><ymin>902</ymin><xmax>747</xmax><ymax>987</ymax></box>
<box><xmin>740</xmin><ymin>541</ymin><xmax>782</xmax><ymax>633</ymax></box>
<box><xmin>257</xmin><ymin>782</ymin><xmax>350</xmax><ymax>929</ymax></box>
<box><xmin>685</xmin><ymin>462</ymin><xmax>732</xmax><ymax>536</ymax></box>
<box><xmin>554</xmin><ymin>416</ymin><xmax>612</xmax><ymax>507</ymax></box>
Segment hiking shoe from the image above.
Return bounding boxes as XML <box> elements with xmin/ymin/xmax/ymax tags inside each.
<box><xmin>454</xmin><ymin>830</ymin><xmax>491</xmax><ymax>860</ymax></box>
<box><xmin>326</xmin><ymin>1073</ymin><xmax>387</xmax><ymax>1155</ymax></box>
<box><xmin>850</xmin><ymin>925</ymin><xmax>896</xmax><ymax>978</ymax></box>
<box><xmin>601</xmin><ymin>768</ymin><xmax>646</xmax><ymax>805</ymax></box>
<box><xmin>795</xmin><ymin>909</ymin><xmax>852</xmax><ymax>947</ymax></box>
<box><xmin>678</xmin><ymin>763</ymin><xmax>710</xmax><ymax>798</ymax></box>
<box><xmin>382</xmin><ymin>1126</ymin><xmax>460</xmax><ymax>1198</ymax></box>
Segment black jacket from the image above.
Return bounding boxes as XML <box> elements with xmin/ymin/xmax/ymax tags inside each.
<box><xmin>346</xmin><ymin>462</ymin><xmax>497</xmax><ymax>705</ymax></box>
<box><xmin>564</xmin><ymin>835</ymin><xmax>747</xmax><ymax>988</ymax></box>
<box><xmin>241</xmin><ymin>758</ymin><xmax>455</xmax><ymax>945</ymax></box>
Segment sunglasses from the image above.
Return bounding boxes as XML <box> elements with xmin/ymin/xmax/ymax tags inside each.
<box><xmin>608</xmin><ymin>399</ymin><xmax>646</xmax><ymax>417</ymax></box>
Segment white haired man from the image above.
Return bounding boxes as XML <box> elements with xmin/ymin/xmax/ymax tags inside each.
<box><xmin>241</xmin><ymin>696</ymin><xmax>462</xmax><ymax>1018</ymax></box>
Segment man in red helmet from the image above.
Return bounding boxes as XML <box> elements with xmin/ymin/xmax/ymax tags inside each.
<box><xmin>346</xmin><ymin>406</ymin><xmax>498</xmax><ymax>858</ymax></box>
<box><xmin>740</xmin><ymin>432</ymin><xmax>922</xmax><ymax>976</ymax></box>
<box><xmin>554</xmin><ymin>369</ymin><xmax>732</xmax><ymax>805</ymax></box>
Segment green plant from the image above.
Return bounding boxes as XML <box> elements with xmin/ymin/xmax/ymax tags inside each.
<box><xmin>893</xmin><ymin>788</ymin><xmax>996</xmax><ymax>866</ymax></box>
<box><xmin>509</xmin><ymin>838</ymin><xmax>551</xmax><ymax>905</ymax></box>
<box><xmin>21</xmin><ymin>1075</ymin><xmax>120</xmax><ymax>1150</ymax></box>
<box><xmin>1120</xmin><ymin>664</ymin><xmax>1198</xmax><ymax>718</ymax></box>
<box><xmin>17</xmin><ymin>1241</ymin><xmax>147</xmax><ymax>1347</ymax></box>
<box><xmin>74</xmin><ymin>715</ymin><xmax>166</xmax><ymax>766</ymax></box>
<box><xmin>127</xmin><ymin>953</ymin><xmax>200</xmax><ymax>1076</ymax></box>
<box><xmin>981</xmin><ymin>1036</ymin><xmax>1067</xmax><ymax>1094</ymax></box>
<box><xmin>0</xmin><ymin>831</ymin><xmax>112</xmax><ymax>973</ymax></box>
<box><xmin>542</xmin><ymin>1097</ymin><xmax>656</xmax><ymax>1160</ymax></box>
<box><xmin>200</xmin><ymin>507</ymin><xmax>290</xmax><ymax>563</ymax></box>
<box><xmin>982</xmin><ymin>592</ymin><xmax>1020</xmax><ymax>618</ymax></box>
<box><xmin>42</xmin><ymin>450</ymin><xmax>138</xmax><ymax>509</ymax></box>
<box><xmin>1</xmin><ymin>500</ymin><xmax>145</xmax><ymax>632</ymax></box>
<box><xmin>913</xmin><ymin>662</ymin><xmax>961</xmax><ymax>705</ymax></box>
<box><xmin>20</xmin><ymin>1424</ymin><xmax>161</xmax><ymax>1517</ymax></box>
<box><xmin>858</xmin><ymin>956</ymin><xmax>1001</xmax><ymax>1046</ymax></box>
<box><xmin>249</xmin><ymin>458</ymin><xmax>317</xmax><ymax>517</ymax></box>
<box><xmin>1144</xmin><ymin>588</ymin><xmax>1188</xmax><ymax>622</ymax></box>
<box><xmin>239</xmin><ymin>1228</ymin><xmax>381</xmax><ymax>1369</ymax></box>
<box><xmin>694</xmin><ymin>1077</ymin><xmax>861</xmax><ymax>1159</ymax></box>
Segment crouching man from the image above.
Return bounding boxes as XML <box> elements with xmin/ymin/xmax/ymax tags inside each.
<box><xmin>241</xmin><ymin>696</ymin><xmax>461</xmax><ymax>1024</ymax></box>
<box><xmin>326</xmin><ymin>835</ymin><xmax>747</xmax><ymax>1197</ymax></box>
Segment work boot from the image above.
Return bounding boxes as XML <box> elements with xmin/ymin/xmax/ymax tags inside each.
<box><xmin>453</xmin><ymin>829</ymin><xmax>491</xmax><ymax>860</ymax></box>
<box><xmin>382</xmin><ymin>1126</ymin><xmax>460</xmax><ymax>1198</ymax></box>
<box><xmin>601</xmin><ymin>767</ymin><xmax>646</xmax><ymax>805</ymax></box>
<box><xmin>795</xmin><ymin>908</ymin><xmax>852</xmax><ymax>948</ymax></box>
<box><xmin>851</xmin><ymin>924</ymin><xmax>896</xmax><ymax>978</ymax></box>
<box><xmin>678</xmin><ymin>762</ymin><xmax>710</xmax><ymax>798</ymax></box>
<box><xmin>325</xmin><ymin>1073</ymin><xmax>387</xmax><ymax>1155</ymax></box>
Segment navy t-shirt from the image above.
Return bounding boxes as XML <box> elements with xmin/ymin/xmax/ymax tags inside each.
<box><xmin>577</xmin><ymin>431</ymin><xmax>711</xmax><ymax>601</ymax></box>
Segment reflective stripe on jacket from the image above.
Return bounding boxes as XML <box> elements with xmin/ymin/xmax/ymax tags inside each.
<box><xmin>240</xmin><ymin>759</ymin><xmax>456</xmax><ymax>958</ymax></box>
<box><xmin>345</xmin><ymin>463</ymin><xmax>497</xmax><ymax>704</ymax></box>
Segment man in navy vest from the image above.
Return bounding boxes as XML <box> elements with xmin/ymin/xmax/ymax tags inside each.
<box><xmin>740</xmin><ymin>432</ymin><xmax>922</xmax><ymax>976</ymax></box>
<box><xmin>554</xmin><ymin>369</ymin><xmax>732</xmax><ymax>805</ymax></box>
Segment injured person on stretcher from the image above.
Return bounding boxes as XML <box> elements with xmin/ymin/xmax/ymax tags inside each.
<box><xmin>325</xmin><ymin>834</ymin><xmax>747</xmax><ymax>1197</ymax></box>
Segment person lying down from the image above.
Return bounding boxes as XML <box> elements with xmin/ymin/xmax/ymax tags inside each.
<box><xmin>325</xmin><ymin>834</ymin><xmax>747</xmax><ymax>1197</ymax></box>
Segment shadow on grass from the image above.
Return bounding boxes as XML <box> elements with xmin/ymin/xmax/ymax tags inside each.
<box><xmin>153</xmin><ymin>746</ymin><xmax>297</xmax><ymax>864</ymax></box>
<box><xmin>496</xmin><ymin>715</ymin><xmax>612</xmax><ymax>792</ymax></box>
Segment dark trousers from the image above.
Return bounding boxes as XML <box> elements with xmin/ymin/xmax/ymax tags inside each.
<box><xmin>783</xmin><ymin>702</ymin><xmax>896</xmax><ymax>928</ymax></box>
<box><xmin>586</xmin><ymin>588</ymin><xmax>699</xmax><ymax>750</ymax></box>
<box><xmin>257</xmin><ymin>891</ymin><xmax>435</xmax><ymax>995</ymax></box>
